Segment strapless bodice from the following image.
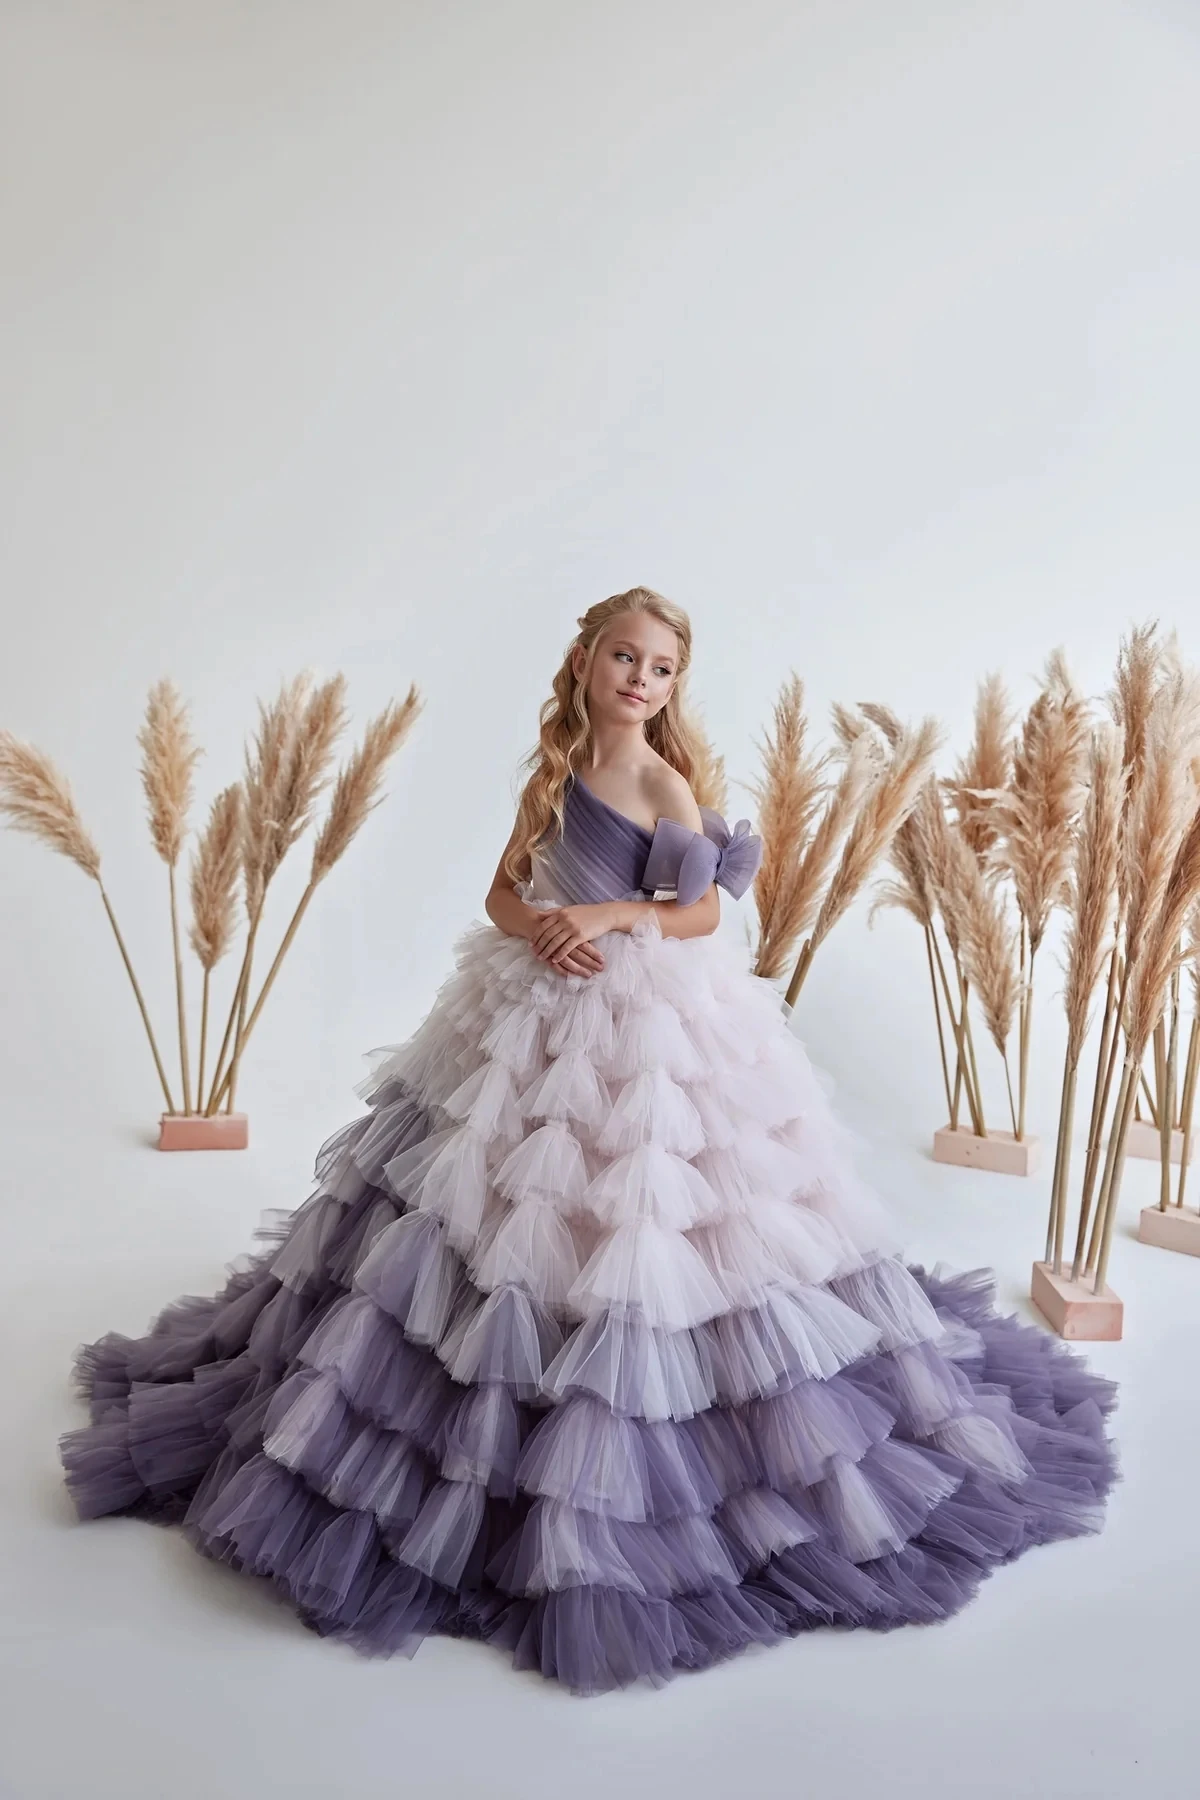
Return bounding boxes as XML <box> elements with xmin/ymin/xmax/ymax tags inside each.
<box><xmin>522</xmin><ymin>772</ymin><xmax>763</xmax><ymax>909</ymax></box>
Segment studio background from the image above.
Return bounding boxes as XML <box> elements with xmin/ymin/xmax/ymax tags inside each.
<box><xmin>2</xmin><ymin>5</ymin><xmax>1198</xmax><ymax>1799</ymax></box>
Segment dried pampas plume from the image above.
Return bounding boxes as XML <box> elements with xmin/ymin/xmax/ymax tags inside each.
<box><xmin>139</xmin><ymin>679</ymin><xmax>203</xmax><ymax>1110</ymax></box>
<box><xmin>189</xmin><ymin>785</ymin><xmax>243</xmax><ymax>971</ymax></box>
<box><xmin>945</xmin><ymin>672</ymin><xmax>1014</xmax><ymax>862</ymax></box>
<box><xmin>747</xmin><ymin>676</ymin><xmax>828</xmax><ymax>981</ymax></box>
<box><xmin>208</xmin><ymin>687</ymin><xmax>424</xmax><ymax>1115</ymax></box>
<box><xmin>312</xmin><ymin>688</ymin><xmax>423</xmax><ymax>882</ymax></box>
<box><xmin>189</xmin><ymin>784</ymin><xmax>243</xmax><ymax>1109</ymax></box>
<box><xmin>0</xmin><ymin>728</ymin><xmax>177</xmax><ymax>1110</ymax></box>
<box><xmin>784</xmin><ymin>716</ymin><xmax>941</xmax><ymax>1006</ymax></box>
<box><xmin>996</xmin><ymin>650</ymin><xmax>1091</xmax><ymax>958</ymax></box>
<box><xmin>0</xmin><ymin>731</ymin><xmax>102</xmax><ymax>878</ymax></box>
<box><xmin>138</xmin><ymin>679</ymin><xmax>201</xmax><ymax>867</ymax></box>
<box><xmin>687</xmin><ymin>723</ymin><xmax>729</xmax><ymax>817</ymax></box>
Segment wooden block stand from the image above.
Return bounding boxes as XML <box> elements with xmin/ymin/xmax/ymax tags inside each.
<box><xmin>933</xmin><ymin>1124</ymin><xmax>1040</xmax><ymax>1177</ymax></box>
<box><xmin>158</xmin><ymin>1113</ymin><xmax>249</xmax><ymax>1151</ymax></box>
<box><xmin>1030</xmin><ymin>1261</ymin><xmax>1123</xmax><ymax>1341</ymax></box>
<box><xmin>1125</xmin><ymin>1120</ymin><xmax>1194</xmax><ymax>1165</ymax></box>
<box><xmin>1137</xmin><ymin>1204</ymin><xmax>1200</xmax><ymax>1257</ymax></box>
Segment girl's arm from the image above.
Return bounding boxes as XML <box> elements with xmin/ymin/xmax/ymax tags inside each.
<box><xmin>603</xmin><ymin>888</ymin><xmax>721</xmax><ymax>940</ymax></box>
<box><xmin>484</xmin><ymin>822</ymin><xmax>604</xmax><ymax>975</ymax></box>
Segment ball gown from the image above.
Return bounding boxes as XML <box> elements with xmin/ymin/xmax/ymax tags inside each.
<box><xmin>59</xmin><ymin>771</ymin><xmax>1118</xmax><ymax>1694</ymax></box>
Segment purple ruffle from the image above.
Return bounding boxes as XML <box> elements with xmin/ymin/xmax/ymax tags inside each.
<box><xmin>59</xmin><ymin>1080</ymin><xmax>1119</xmax><ymax>1695</ymax></box>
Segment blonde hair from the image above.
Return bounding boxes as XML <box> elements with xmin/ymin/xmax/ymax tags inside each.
<box><xmin>502</xmin><ymin>585</ymin><xmax>711</xmax><ymax>885</ymax></box>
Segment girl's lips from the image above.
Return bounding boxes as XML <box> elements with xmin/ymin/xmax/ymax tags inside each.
<box><xmin>618</xmin><ymin>693</ymin><xmax>645</xmax><ymax>704</ymax></box>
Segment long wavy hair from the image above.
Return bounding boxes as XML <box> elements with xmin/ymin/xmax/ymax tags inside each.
<box><xmin>502</xmin><ymin>586</ymin><xmax>714</xmax><ymax>885</ymax></box>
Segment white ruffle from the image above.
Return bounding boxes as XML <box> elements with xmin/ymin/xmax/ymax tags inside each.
<box><xmin>470</xmin><ymin>1197</ymin><xmax>582</xmax><ymax>1308</ymax></box>
<box><xmin>593</xmin><ymin>1067</ymin><xmax>706</xmax><ymax>1159</ymax></box>
<box><xmin>580</xmin><ymin>1145</ymin><xmax>723</xmax><ymax>1232</ymax></box>
<box><xmin>442</xmin><ymin>1061</ymin><xmax>525</xmax><ymax>1148</ymax></box>
<box><xmin>334</xmin><ymin>908</ymin><xmax>907</xmax><ymax>1359</ymax></box>
<box><xmin>491</xmin><ymin>1121</ymin><xmax>588</xmax><ymax>1209</ymax></box>
<box><xmin>568</xmin><ymin>1220</ymin><xmax>730</xmax><ymax>1331</ymax></box>
<box><xmin>517</xmin><ymin>1048</ymin><xmax>610</xmax><ymax>1134</ymax></box>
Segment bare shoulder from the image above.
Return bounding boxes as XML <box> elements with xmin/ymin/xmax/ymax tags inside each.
<box><xmin>647</xmin><ymin>760</ymin><xmax>704</xmax><ymax>832</ymax></box>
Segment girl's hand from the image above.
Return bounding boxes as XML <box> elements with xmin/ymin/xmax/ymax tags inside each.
<box><xmin>530</xmin><ymin>904</ymin><xmax>614</xmax><ymax>977</ymax></box>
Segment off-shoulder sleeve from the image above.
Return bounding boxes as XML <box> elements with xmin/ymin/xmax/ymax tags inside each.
<box><xmin>640</xmin><ymin>807</ymin><xmax>764</xmax><ymax>906</ymax></box>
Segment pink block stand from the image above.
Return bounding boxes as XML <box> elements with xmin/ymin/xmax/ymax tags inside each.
<box><xmin>1137</xmin><ymin>1204</ymin><xmax>1200</xmax><ymax>1257</ymax></box>
<box><xmin>158</xmin><ymin>1113</ymin><xmax>249</xmax><ymax>1151</ymax></box>
<box><xmin>1125</xmin><ymin>1120</ymin><xmax>1194</xmax><ymax>1165</ymax></box>
<box><xmin>933</xmin><ymin>1124</ymin><xmax>1041</xmax><ymax>1177</ymax></box>
<box><xmin>1030</xmin><ymin>1261</ymin><xmax>1123</xmax><ymax>1341</ymax></box>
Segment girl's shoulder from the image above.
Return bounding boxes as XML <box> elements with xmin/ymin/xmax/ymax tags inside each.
<box><xmin>644</xmin><ymin>757</ymin><xmax>703</xmax><ymax>833</ymax></box>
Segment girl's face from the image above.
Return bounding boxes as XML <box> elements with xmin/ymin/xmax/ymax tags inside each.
<box><xmin>575</xmin><ymin>614</ymin><xmax>681</xmax><ymax>727</ymax></box>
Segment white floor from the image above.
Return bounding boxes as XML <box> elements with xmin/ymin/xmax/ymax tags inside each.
<box><xmin>2</xmin><ymin>1081</ymin><xmax>1195</xmax><ymax>1800</ymax></box>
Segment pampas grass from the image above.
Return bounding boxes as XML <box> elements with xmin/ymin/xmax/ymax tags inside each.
<box><xmin>206</xmin><ymin>688</ymin><xmax>422</xmax><ymax>1115</ymax></box>
<box><xmin>0</xmin><ymin>729</ymin><xmax>178</xmax><ymax>1110</ymax></box>
<box><xmin>1</xmin><ymin>671</ymin><xmax>420</xmax><ymax>1133</ymax></box>
<box><xmin>1090</xmin><ymin>791</ymin><xmax>1200</xmax><ymax>1288</ymax></box>
<box><xmin>1045</xmin><ymin>725</ymin><xmax>1124</xmax><ymax>1272</ymax></box>
<box><xmin>993</xmin><ymin>651</ymin><xmax>1091</xmax><ymax>1140</ymax></box>
<box><xmin>747</xmin><ymin>676</ymin><xmax>830</xmax><ymax>983</ymax></box>
<box><xmin>188</xmin><ymin>785</ymin><xmax>243</xmax><ymax>1109</ymax></box>
<box><xmin>211</xmin><ymin>674</ymin><xmax>349</xmax><ymax>1115</ymax></box>
<box><xmin>139</xmin><ymin>680</ymin><xmax>202</xmax><ymax>1112</ymax></box>
<box><xmin>785</xmin><ymin>716</ymin><xmax>941</xmax><ymax>1005</ymax></box>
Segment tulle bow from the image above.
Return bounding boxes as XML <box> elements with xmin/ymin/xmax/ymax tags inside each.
<box><xmin>641</xmin><ymin>807</ymin><xmax>764</xmax><ymax>906</ymax></box>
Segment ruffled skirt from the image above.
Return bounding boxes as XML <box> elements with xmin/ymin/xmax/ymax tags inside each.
<box><xmin>59</xmin><ymin>910</ymin><xmax>1118</xmax><ymax>1694</ymax></box>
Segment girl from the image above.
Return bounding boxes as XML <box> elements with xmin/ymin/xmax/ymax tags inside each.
<box><xmin>60</xmin><ymin>586</ymin><xmax>1117</xmax><ymax>1695</ymax></box>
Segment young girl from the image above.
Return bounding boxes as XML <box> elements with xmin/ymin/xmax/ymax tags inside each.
<box><xmin>60</xmin><ymin>585</ymin><xmax>1118</xmax><ymax>1695</ymax></box>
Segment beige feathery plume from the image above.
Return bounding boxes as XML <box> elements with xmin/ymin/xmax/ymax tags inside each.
<box><xmin>831</xmin><ymin>701</ymin><xmax>871</xmax><ymax>750</ymax></box>
<box><xmin>138</xmin><ymin>679</ymin><xmax>201</xmax><ymax>866</ymax></box>
<box><xmin>188</xmin><ymin>784</ymin><xmax>243</xmax><ymax>1109</ymax></box>
<box><xmin>311</xmin><ymin>689</ymin><xmax>423</xmax><ymax>881</ymax></box>
<box><xmin>1120</xmin><ymin>670</ymin><xmax>1200</xmax><ymax>983</ymax></box>
<box><xmin>945</xmin><ymin>672</ymin><xmax>1014</xmax><ymax>862</ymax></box>
<box><xmin>189</xmin><ymin>785</ymin><xmax>243</xmax><ymax>971</ymax></box>
<box><xmin>747</xmin><ymin>676</ymin><xmax>829</xmax><ymax>980</ymax></box>
<box><xmin>0</xmin><ymin>731</ymin><xmax>102</xmax><ymax>877</ymax></box>
<box><xmin>688</xmin><ymin>721</ymin><xmax>729</xmax><ymax>816</ymax></box>
<box><xmin>862</xmin><ymin>704</ymin><xmax>944</xmax><ymax>934</ymax></box>
<box><xmin>1093</xmin><ymin>795</ymin><xmax>1200</xmax><ymax>1288</ymax></box>
<box><xmin>785</xmin><ymin>717</ymin><xmax>941</xmax><ymax>1005</ymax></box>
<box><xmin>207</xmin><ymin>673</ymin><xmax>348</xmax><ymax>1113</ymax></box>
<box><xmin>241</xmin><ymin>673</ymin><xmax>311</xmax><ymax>919</ymax></box>
<box><xmin>208</xmin><ymin>687</ymin><xmax>424</xmax><ymax>1113</ymax></box>
<box><xmin>1177</xmin><ymin>903</ymin><xmax>1200</xmax><ymax>1208</ymax></box>
<box><xmin>0</xmin><ymin>729</ymin><xmax>176</xmax><ymax>1110</ymax></box>
<box><xmin>995</xmin><ymin>650</ymin><xmax>1091</xmax><ymax>956</ymax></box>
<box><xmin>1109</xmin><ymin>620</ymin><xmax>1163</xmax><ymax>793</ymax></box>
<box><xmin>1062</xmin><ymin>727</ymin><xmax>1125</xmax><ymax>1067</ymax></box>
<box><xmin>139</xmin><ymin>679</ymin><xmax>203</xmax><ymax>1109</ymax></box>
<box><xmin>950</xmin><ymin>828</ymin><xmax>1020</xmax><ymax>1065</ymax></box>
<box><xmin>1126</xmin><ymin>801</ymin><xmax>1200</xmax><ymax>1061</ymax></box>
<box><xmin>269</xmin><ymin>675</ymin><xmax>350</xmax><ymax>874</ymax></box>
<box><xmin>1045</xmin><ymin>727</ymin><xmax>1125</xmax><ymax>1271</ymax></box>
<box><xmin>761</xmin><ymin>730</ymin><xmax>882</xmax><ymax>980</ymax></box>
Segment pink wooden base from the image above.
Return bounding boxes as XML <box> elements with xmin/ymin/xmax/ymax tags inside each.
<box><xmin>933</xmin><ymin>1124</ymin><xmax>1041</xmax><ymax>1177</ymax></box>
<box><xmin>1030</xmin><ymin>1260</ymin><xmax>1123</xmax><ymax>1341</ymax></box>
<box><xmin>1137</xmin><ymin>1204</ymin><xmax>1200</xmax><ymax>1257</ymax></box>
<box><xmin>1125</xmin><ymin>1120</ymin><xmax>1194</xmax><ymax>1165</ymax></box>
<box><xmin>158</xmin><ymin>1113</ymin><xmax>249</xmax><ymax>1151</ymax></box>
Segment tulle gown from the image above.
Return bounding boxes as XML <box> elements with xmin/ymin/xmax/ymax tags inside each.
<box><xmin>59</xmin><ymin>772</ymin><xmax>1118</xmax><ymax>1694</ymax></box>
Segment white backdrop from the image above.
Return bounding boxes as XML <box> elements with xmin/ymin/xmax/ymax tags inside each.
<box><xmin>2</xmin><ymin>5</ymin><xmax>1199</xmax><ymax>1799</ymax></box>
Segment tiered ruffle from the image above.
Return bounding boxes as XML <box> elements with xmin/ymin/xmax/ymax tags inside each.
<box><xmin>61</xmin><ymin>909</ymin><xmax>1118</xmax><ymax>1693</ymax></box>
